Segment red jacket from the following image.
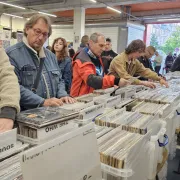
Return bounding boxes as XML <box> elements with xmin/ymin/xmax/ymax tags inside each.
<box><xmin>70</xmin><ymin>49</ymin><xmax>116</xmax><ymax>97</ymax></box>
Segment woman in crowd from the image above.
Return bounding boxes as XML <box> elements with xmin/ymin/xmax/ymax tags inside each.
<box><xmin>52</xmin><ymin>37</ymin><xmax>72</xmax><ymax>94</ymax></box>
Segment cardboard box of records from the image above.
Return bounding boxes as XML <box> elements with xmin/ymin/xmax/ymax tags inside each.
<box><xmin>95</xmin><ymin>108</ymin><xmax>154</xmax><ymax>135</ymax></box>
<box><xmin>16</xmin><ymin>107</ymin><xmax>80</xmax><ymax>145</ymax></box>
<box><xmin>0</xmin><ymin>129</ymin><xmax>29</xmax><ymax>180</ymax></box>
<box><xmin>125</xmin><ymin>99</ymin><xmax>171</xmax><ymax>118</ymax></box>
<box><xmin>134</xmin><ymin>87</ymin><xmax>180</xmax><ymax>106</ymax></box>
<box><xmin>99</xmin><ymin>127</ymin><xmax>152</xmax><ymax>180</ymax></box>
<box><xmin>98</xmin><ymin>120</ymin><xmax>167</xmax><ymax>180</ymax></box>
<box><xmin>19</xmin><ymin>123</ymin><xmax>102</xmax><ymax>180</ymax></box>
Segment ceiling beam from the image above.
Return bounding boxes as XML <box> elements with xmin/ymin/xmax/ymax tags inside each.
<box><xmin>0</xmin><ymin>0</ymin><xmax>171</xmax><ymax>15</ymax></box>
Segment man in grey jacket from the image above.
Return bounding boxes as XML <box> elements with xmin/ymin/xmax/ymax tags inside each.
<box><xmin>0</xmin><ymin>48</ymin><xmax>20</xmax><ymax>132</ymax></box>
<box><xmin>6</xmin><ymin>14</ymin><xmax>75</xmax><ymax>110</ymax></box>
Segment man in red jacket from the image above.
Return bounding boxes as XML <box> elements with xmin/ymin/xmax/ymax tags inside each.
<box><xmin>70</xmin><ymin>32</ymin><xmax>130</xmax><ymax>97</ymax></box>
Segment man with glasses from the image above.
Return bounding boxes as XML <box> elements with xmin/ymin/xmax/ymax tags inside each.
<box><xmin>138</xmin><ymin>46</ymin><xmax>155</xmax><ymax>71</ymax></box>
<box><xmin>6</xmin><ymin>14</ymin><xmax>75</xmax><ymax>110</ymax></box>
<box><xmin>70</xmin><ymin>32</ymin><xmax>130</xmax><ymax>97</ymax></box>
<box><xmin>136</xmin><ymin>46</ymin><xmax>155</xmax><ymax>81</ymax></box>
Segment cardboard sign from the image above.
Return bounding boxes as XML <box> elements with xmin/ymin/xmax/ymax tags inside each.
<box><xmin>0</xmin><ymin>129</ymin><xmax>17</xmax><ymax>155</ymax></box>
<box><xmin>20</xmin><ymin>123</ymin><xmax>102</xmax><ymax>180</ymax></box>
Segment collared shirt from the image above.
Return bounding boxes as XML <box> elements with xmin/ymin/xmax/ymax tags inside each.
<box><xmin>109</xmin><ymin>52</ymin><xmax>160</xmax><ymax>84</ymax></box>
<box><xmin>6</xmin><ymin>36</ymin><xmax>67</xmax><ymax>110</ymax></box>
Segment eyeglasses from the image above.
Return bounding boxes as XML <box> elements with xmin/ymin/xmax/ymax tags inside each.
<box><xmin>32</xmin><ymin>28</ymin><xmax>49</xmax><ymax>39</ymax></box>
<box><xmin>147</xmin><ymin>50</ymin><xmax>154</xmax><ymax>56</ymax></box>
<box><xmin>138</xmin><ymin>49</ymin><xmax>145</xmax><ymax>53</ymax></box>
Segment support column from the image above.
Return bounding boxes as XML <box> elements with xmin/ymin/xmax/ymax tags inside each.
<box><xmin>73</xmin><ymin>7</ymin><xmax>85</xmax><ymax>51</ymax></box>
<box><xmin>117</xmin><ymin>27</ymin><xmax>128</xmax><ymax>53</ymax></box>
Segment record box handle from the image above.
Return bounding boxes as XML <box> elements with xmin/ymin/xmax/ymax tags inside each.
<box><xmin>92</xmin><ymin>113</ymin><xmax>103</xmax><ymax>122</ymax></box>
<box><xmin>176</xmin><ymin>110</ymin><xmax>180</xmax><ymax>115</ymax></box>
<box><xmin>158</xmin><ymin>134</ymin><xmax>169</xmax><ymax>147</ymax></box>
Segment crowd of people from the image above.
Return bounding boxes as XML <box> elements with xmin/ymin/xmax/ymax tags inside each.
<box><xmin>0</xmin><ymin>14</ymin><xmax>172</xmax><ymax>133</ymax></box>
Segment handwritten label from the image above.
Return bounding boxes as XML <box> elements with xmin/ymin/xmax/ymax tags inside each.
<box><xmin>37</xmin><ymin>121</ymin><xmax>76</xmax><ymax>140</ymax></box>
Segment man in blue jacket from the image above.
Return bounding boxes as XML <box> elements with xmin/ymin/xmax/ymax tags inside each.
<box><xmin>6</xmin><ymin>14</ymin><xmax>75</xmax><ymax>110</ymax></box>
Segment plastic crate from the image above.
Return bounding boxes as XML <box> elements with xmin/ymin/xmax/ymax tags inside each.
<box><xmin>147</xmin><ymin>121</ymin><xmax>167</xmax><ymax>179</ymax></box>
<box><xmin>100</xmin><ymin>132</ymin><xmax>151</xmax><ymax>180</ymax></box>
<box><xmin>101</xmin><ymin>163</ymin><xmax>133</xmax><ymax>180</ymax></box>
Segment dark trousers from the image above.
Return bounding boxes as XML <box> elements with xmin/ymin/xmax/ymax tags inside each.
<box><xmin>155</xmin><ymin>66</ymin><xmax>161</xmax><ymax>75</ymax></box>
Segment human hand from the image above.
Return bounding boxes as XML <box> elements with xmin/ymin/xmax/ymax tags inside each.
<box><xmin>0</xmin><ymin>118</ymin><xmax>13</xmax><ymax>133</ymax></box>
<box><xmin>118</xmin><ymin>78</ymin><xmax>131</xmax><ymax>87</ymax></box>
<box><xmin>60</xmin><ymin>96</ymin><xmax>76</xmax><ymax>104</ymax></box>
<box><xmin>160</xmin><ymin>79</ymin><xmax>169</xmax><ymax>88</ymax></box>
<box><xmin>43</xmin><ymin>98</ymin><xmax>63</xmax><ymax>107</ymax></box>
<box><xmin>141</xmin><ymin>81</ymin><xmax>156</xmax><ymax>89</ymax></box>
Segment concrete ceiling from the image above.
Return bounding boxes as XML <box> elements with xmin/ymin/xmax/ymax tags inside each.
<box><xmin>0</xmin><ymin>0</ymin><xmax>180</xmax><ymax>24</ymax></box>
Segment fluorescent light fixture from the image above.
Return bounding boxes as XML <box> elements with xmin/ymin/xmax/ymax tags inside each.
<box><xmin>3</xmin><ymin>13</ymin><xmax>23</xmax><ymax>19</ymax></box>
<box><xmin>89</xmin><ymin>0</ymin><xmax>97</xmax><ymax>3</ymax></box>
<box><xmin>157</xmin><ymin>18</ymin><xmax>180</xmax><ymax>21</ymax></box>
<box><xmin>107</xmin><ymin>6</ymin><xmax>121</xmax><ymax>14</ymax></box>
<box><xmin>38</xmin><ymin>11</ymin><xmax>57</xmax><ymax>17</ymax></box>
<box><xmin>0</xmin><ymin>2</ymin><xmax>25</xmax><ymax>10</ymax></box>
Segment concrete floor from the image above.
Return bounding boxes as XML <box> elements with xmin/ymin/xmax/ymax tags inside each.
<box><xmin>167</xmin><ymin>149</ymin><xmax>180</xmax><ymax>180</ymax></box>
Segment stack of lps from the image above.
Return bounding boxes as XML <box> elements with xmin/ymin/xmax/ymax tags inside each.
<box><xmin>0</xmin><ymin>129</ymin><xmax>29</xmax><ymax>180</ymax></box>
<box><xmin>93</xmin><ymin>87</ymin><xmax>115</xmax><ymax>95</ymax></box>
<box><xmin>98</xmin><ymin>128</ymin><xmax>143</xmax><ymax>169</ymax></box>
<box><xmin>110</xmin><ymin>86</ymin><xmax>136</xmax><ymax>99</ymax></box>
<box><xmin>16</xmin><ymin>107</ymin><xmax>79</xmax><ymax>145</ymax></box>
<box><xmin>129</xmin><ymin>100</ymin><xmax>171</xmax><ymax>118</ymax></box>
<box><xmin>165</xmin><ymin>71</ymin><xmax>180</xmax><ymax>80</ymax></box>
<box><xmin>115</xmin><ymin>99</ymin><xmax>135</xmax><ymax>109</ymax></box>
<box><xmin>75</xmin><ymin>93</ymin><xmax>97</xmax><ymax>103</ymax></box>
<box><xmin>98</xmin><ymin>120</ymin><xmax>167</xmax><ymax>180</ymax></box>
<box><xmin>94</xmin><ymin>125</ymin><xmax>113</xmax><ymax>139</ymax></box>
<box><xmin>95</xmin><ymin>109</ymin><xmax>153</xmax><ymax>135</ymax></box>
<box><xmin>98</xmin><ymin>127</ymin><xmax>151</xmax><ymax>180</ymax></box>
<box><xmin>94</xmin><ymin>94</ymin><xmax>121</xmax><ymax>108</ymax></box>
<box><xmin>134</xmin><ymin>87</ymin><xmax>180</xmax><ymax>105</ymax></box>
<box><xmin>59</xmin><ymin>101</ymin><xmax>94</xmax><ymax>111</ymax></box>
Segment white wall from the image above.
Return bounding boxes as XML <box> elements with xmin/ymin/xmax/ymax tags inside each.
<box><xmin>0</xmin><ymin>15</ymin><xmax>25</xmax><ymax>31</ymax></box>
<box><xmin>49</xmin><ymin>27</ymin><xmax>119</xmax><ymax>52</ymax></box>
<box><xmin>12</xmin><ymin>18</ymin><xmax>26</xmax><ymax>32</ymax></box>
<box><xmin>0</xmin><ymin>15</ymin><xmax>11</xmax><ymax>27</ymax></box>
<box><xmin>85</xmin><ymin>27</ymin><xmax>118</xmax><ymax>52</ymax></box>
<box><xmin>49</xmin><ymin>28</ymin><xmax>73</xmax><ymax>46</ymax></box>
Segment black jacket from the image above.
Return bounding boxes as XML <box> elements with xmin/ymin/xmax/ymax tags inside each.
<box><xmin>165</xmin><ymin>55</ymin><xmax>174</xmax><ymax>68</ymax></box>
<box><xmin>101</xmin><ymin>50</ymin><xmax>118</xmax><ymax>74</ymax></box>
<box><xmin>171</xmin><ymin>56</ymin><xmax>180</xmax><ymax>72</ymax></box>
<box><xmin>135</xmin><ymin>56</ymin><xmax>154</xmax><ymax>81</ymax></box>
<box><xmin>138</xmin><ymin>56</ymin><xmax>154</xmax><ymax>71</ymax></box>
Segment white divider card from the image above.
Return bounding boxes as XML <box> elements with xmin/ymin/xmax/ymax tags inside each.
<box><xmin>79</xmin><ymin>104</ymin><xmax>105</xmax><ymax>120</ymax></box>
<box><xmin>37</xmin><ymin>120</ymin><xmax>79</xmax><ymax>140</ymax></box>
<box><xmin>20</xmin><ymin>123</ymin><xmax>102</xmax><ymax>180</ymax></box>
<box><xmin>0</xmin><ymin>129</ymin><xmax>17</xmax><ymax>155</ymax></box>
<box><xmin>105</xmin><ymin>95</ymin><xmax>121</xmax><ymax>108</ymax></box>
<box><xmin>124</xmin><ymin>88</ymin><xmax>136</xmax><ymax>99</ymax></box>
<box><xmin>60</xmin><ymin>101</ymin><xmax>94</xmax><ymax>111</ymax></box>
<box><xmin>96</xmin><ymin>108</ymin><xmax>126</xmax><ymax>122</ymax></box>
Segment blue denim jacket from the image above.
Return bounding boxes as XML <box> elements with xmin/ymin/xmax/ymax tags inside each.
<box><xmin>6</xmin><ymin>41</ymin><xmax>67</xmax><ymax>110</ymax></box>
<box><xmin>58</xmin><ymin>57</ymin><xmax>72</xmax><ymax>94</ymax></box>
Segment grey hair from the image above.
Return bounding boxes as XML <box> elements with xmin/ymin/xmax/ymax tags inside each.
<box><xmin>90</xmin><ymin>32</ymin><xmax>105</xmax><ymax>43</ymax></box>
<box><xmin>24</xmin><ymin>14</ymin><xmax>52</xmax><ymax>37</ymax></box>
